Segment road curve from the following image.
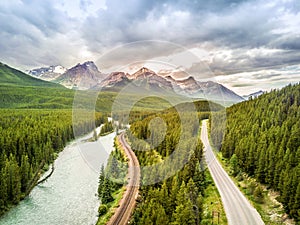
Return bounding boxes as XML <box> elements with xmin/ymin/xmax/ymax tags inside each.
<box><xmin>107</xmin><ymin>132</ymin><xmax>140</xmax><ymax>225</ymax></box>
<box><xmin>201</xmin><ymin>120</ymin><xmax>265</xmax><ymax>225</ymax></box>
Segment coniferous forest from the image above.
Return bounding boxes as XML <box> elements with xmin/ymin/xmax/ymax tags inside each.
<box><xmin>0</xmin><ymin>109</ymin><xmax>106</xmax><ymax>215</ymax></box>
<box><xmin>1</xmin><ymin>57</ymin><xmax>299</xmax><ymax>224</ymax></box>
<box><xmin>128</xmin><ymin>111</ymin><xmax>207</xmax><ymax>224</ymax></box>
<box><xmin>211</xmin><ymin>83</ymin><xmax>300</xmax><ymax>221</ymax></box>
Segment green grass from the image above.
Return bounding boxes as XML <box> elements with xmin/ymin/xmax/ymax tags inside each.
<box><xmin>202</xmin><ymin>170</ymin><xmax>228</xmax><ymax>225</ymax></box>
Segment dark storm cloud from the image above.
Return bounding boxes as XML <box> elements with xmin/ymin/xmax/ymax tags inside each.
<box><xmin>274</xmin><ymin>36</ymin><xmax>300</xmax><ymax>50</ymax></box>
<box><xmin>199</xmin><ymin>48</ymin><xmax>300</xmax><ymax>76</ymax></box>
<box><xmin>81</xmin><ymin>0</ymin><xmax>275</xmax><ymax>48</ymax></box>
<box><xmin>1</xmin><ymin>0</ymin><xmax>300</xmax><ymax>74</ymax></box>
<box><xmin>79</xmin><ymin>0</ymin><xmax>300</xmax><ymax>73</ymax></box>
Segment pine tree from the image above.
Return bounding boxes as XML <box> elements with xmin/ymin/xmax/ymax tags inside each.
<box><xmin>253</xmin><ymin>185</ymin><xmax>264</xmax><ymax>204</ymax></box>
<box><xmin>0</xmin><ymin>168</ymin><xmax>8</xmax><ymax>209</ymax></box>
<box><xmin>20</xmin><ymin>154</ymin><xmax>31</xmax><ymax>192</ymax></box>
<box><xmin>187</xmin><ymin>179</ymin><xmax>198</xmax><ymax>205</ymax></box>
<box><xmin>159</xmin><ymin>181</ymin><xmax>171</xmax><ymax>214</ymax></box>
<box><xmin>291</xmin><ymin>182</ymin><xmax>300</xmax><ymax>220</ymax></box>
<box><xmin>98</xmin><ymin>165</ymin><xmax>105</xmax><ymax>197</ymax></box>
<box><xmin>155</xmin><ymin>203</ymin><xmax>168</xmax><ymax>225</ymax></box>
<box><xmin>5</xmin><ymin>155</ymin><xmax>21</xmax><ymax>203</ymax></box>
<box><xmin>230</xmin><ymin>154</ymin><xmax>239</xmax><ymax>176</ymax></box>
<box><xmin>172</xmin><ymin>199</ymin><xmax>196</xmax><ymax>225</ymax></box>
<box><xmin>216</xmin><ymin>83</ymin><xmax>300</xmax><ymax>221</ymax></box>
<box><xmin>101</xmin><ymin>178</ymin><xmax>113</xmax><ymax>204</ymax></box>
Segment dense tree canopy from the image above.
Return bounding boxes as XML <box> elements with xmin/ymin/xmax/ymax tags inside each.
<box><xmin>212</xmin><ymin>83</ymin><xmax>300</xmax><ymax>221</ymax></box>
<box><xmin>0</xmin><ymin>109</ymin><xmax>105</xmax><ymax>215</ymax></box>
<box><xmin>128</xmin><ymin>111</ymin><xmax>207</xmax><ymax>224</ymax></box>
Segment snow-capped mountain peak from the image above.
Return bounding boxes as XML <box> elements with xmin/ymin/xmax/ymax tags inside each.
<box><xmin>27</xmin><ymin>65</ymin><xmax>67</xmax><ymax>81</ymax></box>
<box><xmin>53</xmin><ymin>65</ymin><xmax>67</xmax><ymax>74</ymax></box>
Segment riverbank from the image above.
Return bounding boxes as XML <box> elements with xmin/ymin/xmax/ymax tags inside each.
<box><xmin>0</xmin><ymin>130</ymin><xmax>115</xmax><ymax>225</ymax></box>
<box><xmin>96</xmin><ymin>136</ymin><xmax>128</xmax><ymax>225</ymax></box>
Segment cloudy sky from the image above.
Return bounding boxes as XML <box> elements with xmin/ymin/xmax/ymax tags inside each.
<box><xmin>0</xmin><ymin>0</ymin><xmax>300</xmax><ymax>95</ymax></box>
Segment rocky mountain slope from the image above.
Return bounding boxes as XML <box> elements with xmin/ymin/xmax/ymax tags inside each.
<box><xmin>55</xmin><ymin>61</ymin><xmax>105</xmax><ymax>90</ymax></box>
<box><xmin>28</xmin><ymin>65</ymin><xmax>67</xmax><ymax>81</ymax></box>
<box><xmin>28</xmin><ymin>61</ymin><xmax>105</xmax><ymax>90</ymax></box>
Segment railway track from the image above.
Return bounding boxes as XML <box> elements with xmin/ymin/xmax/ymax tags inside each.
<box><xmin>107</xmin><ymin>132</ymin><xmax>140</xmax><ymax>225</ymax></box>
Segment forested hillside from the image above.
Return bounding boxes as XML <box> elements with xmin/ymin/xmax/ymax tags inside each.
<box><xmin>128</xmin><ymin>109</ymin><xmax>207</xmax><ymax>224</ymax></box>
<box><xmin>0</xmin><ymin>62</ymin><xmax>75</xmax><ymax>109</ymax></box>
<box><xmin>0</xmin><ymin>62</ymin><xmax>200</xmax><ymax>112</ymax></box>
<box><xmin>212</xmin><ymin>83</ymin><xmax>300</xmax><ymax>221</ymax></box>
<box><xmin>0</xmin><ymin>109</ymin><xmax>106</xmax><ymax>215</ymax></box>
<box><xmin>0</xmin><ymin>63</ymin><xmax>62</xmax><ymax>87</ymax></box>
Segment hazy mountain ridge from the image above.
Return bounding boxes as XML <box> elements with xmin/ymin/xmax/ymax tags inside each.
<box><xmin>243</xmin><ymin>90</ymin><xmax>264</xmax><ymax>100</ymax></box>
<box><xmin>28</xmin><ymin>62</ymin><xmax>244</xmax><ymax>105</ymax></box>
<box><xmin>99</xmin><ymin>67</ymin><xmax>244</xmax><ymax>105</ymax></box>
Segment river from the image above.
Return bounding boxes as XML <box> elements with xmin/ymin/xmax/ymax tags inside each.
<box><xmin>0</xmin><ymin>128</ymin><xmax>116</xmax><ymax>225</ymax></box>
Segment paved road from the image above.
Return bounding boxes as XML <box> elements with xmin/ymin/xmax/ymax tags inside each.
<box><xmin>201</xmin><ymin>120</ymin><xmax>265</xmax><ymax>225</ymax></box>
<box><xmin>107</xmin><ymin>132</ymin><xmax>140</xmax><ymax>225</ymax></box>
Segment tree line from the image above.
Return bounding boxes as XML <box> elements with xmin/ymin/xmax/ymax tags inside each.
<box><xmin>211</xmin><ymin>83</ymin><xmax>300</xmax><ymax>221</ymax></box>
<box><xmin>97</xmin><ymin>139</ymin><xmax>127</xmax><ymax>218</ymax></box>
<box><xmin>100</xmin><ymin>121</ymin><xmax>114</xmax><ymax>136</ymax></box>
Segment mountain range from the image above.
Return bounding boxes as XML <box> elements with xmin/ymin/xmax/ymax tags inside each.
<box><xmin>29</xmin><ymin>61</ymin><xmax>105</xmax><ymax>90</ymax></box>
<box><xmin>29</xmin><ymin>62</ymin><xmax>244</xmax><ymax>105</ymax></box>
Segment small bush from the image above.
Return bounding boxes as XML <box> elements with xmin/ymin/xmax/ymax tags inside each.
<box><xmin>253</xmin><ymin>185</ymin><xmax>264</xmax><ymax>204</ymax></box>
<box><xmin>236</xmin><ymin>172</ymin><xmax>243</xmax><ymax>181</ymax></box>
<box><xmin>248</xmin><ymin>181</ymin><xmax>256</xmax><ymax>195</ymax></box>
<box><xmin>98</xmin><ymin>204</ymin><xmax>108</xmax><ymax>216</ymax></box>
